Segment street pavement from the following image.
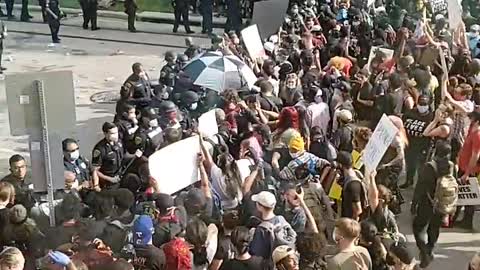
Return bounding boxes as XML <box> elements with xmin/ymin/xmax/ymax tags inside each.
<box><xmin>0</xmin><ymin>19</ymin><xmax>478</xmax><ymax>270</ymax></box>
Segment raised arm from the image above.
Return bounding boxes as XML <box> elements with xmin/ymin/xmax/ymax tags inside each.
<box><xmin>198</xmin><ymin>152</ymin><xmax>212</xmax><ymax>199</ymax></box>
<box><xmin>367</xmin><ymin>170</ymin><xmax>379</xmax><ymax>214</ymax></box>
<box><xmin>297</xmin><ymin>187</ymin><xmax>319</xmax><ymax>234</ymax></box>
<box><xmin>199</xmin><ymin>135</ymin><xmax>214</xmax><ymax>174</ymax></box>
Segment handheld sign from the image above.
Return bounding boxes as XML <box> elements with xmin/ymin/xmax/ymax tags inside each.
<box><xmin>198</xmin><ymin>109</ymin><xmax>218</xmax><ymax>138</ymax></box>
<box><xmin>149</xmin><ymin>135</ymin><xmax>200</xmax><ymax>195</ymax></box>
<box><xmin>362</xmin><ymin>114</ymin><xmax>399</xmax><ymax>172</ymax></box>
<box><xmin>241</xmin><ymin>25</ymin><xmax>266</xmax><ymax>60</ymax></box>
<box><xmin>457</xmin><ymin>178</ymin><xmax>480</xmax><ymax>206</ymax></box>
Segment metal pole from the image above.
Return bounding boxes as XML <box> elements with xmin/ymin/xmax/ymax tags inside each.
<box><xmin>35</xmin><ymin>80</ymin><xmax>56</xmax><ymax>227</ymax></box>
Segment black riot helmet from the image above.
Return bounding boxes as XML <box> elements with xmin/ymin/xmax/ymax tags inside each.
<box><xmin>159</xmin><ymin>100</ymin><xmax>177</xmax><ymax>115</ymax></box>
<box><xmin>182</xmin><ymin>91</ymin><xmax>200</xmax><ymax>105</ymax></box>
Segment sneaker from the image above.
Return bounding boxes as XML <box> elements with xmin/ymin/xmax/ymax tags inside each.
<box><xmin>419</xmin><ymin>250</ymin><xmax>433</xmax><ymax>269</ymax></box>
<box><xmin>91</xmin><ymin>27</ymin><xmax>101</xmax><ymax>31</ymax></box>
<box><xmin>0</xmin><ymin>67</ymin><xmax>6</xmax><ymax>71</ymax></box>
<box><xmin>186</xmin><ymin>30</ymin><xmax>195</xmax><ymax>34</ymax></box>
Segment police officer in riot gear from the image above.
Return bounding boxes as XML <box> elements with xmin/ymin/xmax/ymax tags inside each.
<box><xmin>178</xmin><ymin>90</ymin><xmax>199</xmax><ymax>135</ymax></box>
<box><xmin>63</xmin><ymin>138</ymin><xmax>92</xmax><ymax>185</ymax></box>
<box><xmin>124</xmin><ymin>62</ymin><xmax>153</xmax><ymax>110</ymax></box>
<box><xmin>158</xmin><ymin>100</ymin><xmax>182</xmax><ymax>130</ymax></box>
<box><xmin>176</xmin><ymin>54</ymin><xmax>189</xmax><ymax>70</ymax></box>
<box><xmin>128</xmin><ymin>108</ymin><xmax>163</xmax><ymax>157</ymax></box>
<box><xmin>159</xmin><ymin>51</ymin><xmax>178</xmax><ymax>88</ymax></box>
<box><xmin>150</xmin><ymin>84</ymin><xmax>170</xmax><ymax>115</ymax></box>
<box><xmin>114</xmin><ymin>103</ymin><xmax>139</xmax><ymax>146</ymax></box>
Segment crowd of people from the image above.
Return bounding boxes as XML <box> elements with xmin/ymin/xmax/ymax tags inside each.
<box><xmin>1</xmin><ymin>0</ymin><xmax>480</xmax><ymax>269</ymax></box>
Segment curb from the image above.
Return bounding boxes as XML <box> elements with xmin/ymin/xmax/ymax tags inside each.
<box><xmin>2</xmin><ymin>3</ymin><xmax>227</xmax><ymax>27</ymax></box>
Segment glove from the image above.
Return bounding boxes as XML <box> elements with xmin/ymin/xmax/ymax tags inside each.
<box><xmin>111</xmin><ymin>175</ymin><xmax>121</xmax><ymax>184</ymax></box>
<box><xmin>48</xmin><ymin>251</ymin><xmax>71</xmax><ymax>267</ymax></box>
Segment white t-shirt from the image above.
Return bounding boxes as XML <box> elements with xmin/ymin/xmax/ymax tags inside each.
<box><xmin>211</xmin><ymin>164</ymin><xmax>243</xmax><ymax>210</ymax></box>
<box><xmin>308</xmin><ymin>101</ymin><xmax>330</xmax><ymax>136</ymax></box>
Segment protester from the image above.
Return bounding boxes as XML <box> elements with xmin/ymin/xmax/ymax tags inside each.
<box><xmin>3</xmin><ymin>1</ymin><xmax>480</xmax><ymax>269</ymax></box>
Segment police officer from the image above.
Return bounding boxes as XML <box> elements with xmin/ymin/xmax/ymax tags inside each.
<box><xmin>20</xmin><ymin>0</ymin><xmax>33</xmax><ymax>22</ymax></box>
<box><xmin>225</xmin><ymin>0</ymin><xmax>241</xmax><ymax>33</ymax></box>
<box><xmin>176</xmin><ymin>54</ymin><xmax>189</xmax><ymax>70</ymax></box>
<box><xmin>150</xmin><ymin>84</ymin><xmax>170</xmax><ymax>115</ymax></box>
<box><xmin>178</xmin><ymin>90</ymin><xmax>199</xmax><ymax>136</ymax></box>
<box><xmin>124</xmin><ymin>0</ymin><xmax>137</xmax><ymax>32</ymax></box>
<box><xmin>114</xmin><ymin>103</ymin><xmax>139</xmax><ymax>146</ymax></box>
<box><xmin>79</xmin><ymin>0</ymin><xmax>99</xmax><ymax>30</ymax></box>
<box><xmin>0</xmin><ymin>20</ymin><xmax>7</xmax><ymax>74</ymax></box>
<box><xmin>128</xmin><ymin>108</ymin><xmax>163</xmax><ymax>157</ymax></box>
<box><xmin>200</xmin><ymin>0</ymin><xmax>213</xmax><ymax>34</ymax></box>
<box><xmin>158</xmin><ymin>100</ymin><xmax>182</xmax><ymax>131</ymax></box>
<box><xmin>91</xmin><ymin>122</ymin><xmax>126</xmax><ymax>190</ymax></box>
<box><xmin>1</xmin><ymin>155</ymin><xmax>35</xmax><ymax>210</ymax></box>
<box><xmin>46</xmin><ymin>0</ymin><xmax>61</xmax><ymax>43</ymax></box>
<box><xmin>172</xmin><ymin>0</ymin><xmax>194</xmax><ymax>34</ymax></box>
<box><xmin>159</xmin><ymin>51</ymin><xmax>178</xmax><ymax>88</ymax></box>
<box><xmin>124</xmin><ymin>62</ymin><xmax>153</xmax><ymax>110</ymax></box>
<box><xmin>62</xmin><ymin>138</ymin><xmax>92</xmax><ymax>186</ymax></box>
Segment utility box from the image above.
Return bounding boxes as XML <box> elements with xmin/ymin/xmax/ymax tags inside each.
<box><xmin>5</xmin><ymin>71</ymin><xmax>77</xmax><ymax>193</ymax></box>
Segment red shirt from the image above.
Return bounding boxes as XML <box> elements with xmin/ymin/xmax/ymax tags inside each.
<box><xmin>458</xmin><ymin>126</ymin><xmax>480</xmax><ymax>174</ymax></box>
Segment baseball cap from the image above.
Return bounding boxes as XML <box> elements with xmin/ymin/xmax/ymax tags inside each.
<box><xmin>133</xmin><ymin>215</ymin><xmax>154</xmax><ymax>246</ymax></box>
<box><xmin>337</xmin><ymin>109</ymin><xmax>353</xmax><ymax>123</ymax></box>
<box><xmin>251</xmin><ymin>191</ymin><xmax>276</xmax><ymax>209</ymax></box>
<box><xmin>272</xmin><ymin>245</ymin><xmax>296</xmax><ymax>264</ymax></box>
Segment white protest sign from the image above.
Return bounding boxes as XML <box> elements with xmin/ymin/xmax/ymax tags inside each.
<box><xmin>362</xmin><ymin>114</ymin><xmax>399</xmax><ymax>172</ymax></box>
<box><xmin>236</xmin><ymin>159</ymin><xmax>253</xmax><ymax>183</ymax></box>
<box><xmin>241</xmin><ymin>24</ymin><xmax>266</xmax><ymax>60</ymax></box>
<box><xmin>149</xmin><ymin>135</ymin><xmax>200</xmax><ymax>195</ymax></box>
<box><xmin>447</xmin><ymin>0</ymin><xmax>463</xmax><ymax>30</ymax></box>
<box><xmin>457</xmin><ymin>177</ymin><xmax>480</xmax><ymax>206</ymax></box>
<box><xmin>198</xmin><ymin>109</ymin><xmax>218</xmax><ymax>138</ymax></box>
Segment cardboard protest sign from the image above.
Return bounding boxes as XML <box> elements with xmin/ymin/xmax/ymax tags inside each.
<box><xmin>149</xmin><ymin>135</ymin><xmax>200</xmax><ymax>195</ymax></box>
<box><xmin>365</xmin><ymin>46</ymin><xmax>394</xmax><ymax>73</ymax></box>
<box><xmin>448</xmin><ymin>0</ymin><xmax>463</xmax><ymax>30</ymax></box>
<box><xmin>252</xmin><ymin>0</ymin><xmax>289</xmax><ymax>39</ymax></box>
<box><xmin>241</xmin><ymin>25</ymin><xmax>266</xmax><ymax>60</ymax></box>
<box><xmin>362</xmin><ymin>114</ymin><xmax>399</xmax><ymax>172</ymax></box>
<box><xmin>198</xmin><ymin>109</ymin><xmax>218</xmax><ymax>138</ymax></box>
<box><xmin>429</xmin><ymin>0</ymin><xmax>447</xmax><ymax>13</ymax></box>
<box><xmin>457</xmin><ymin>177</ymin><xmax>480</xmax><ymax>206</ymax></box>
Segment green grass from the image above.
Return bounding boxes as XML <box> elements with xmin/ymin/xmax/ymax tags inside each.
<box><xmin>28</xmin><ymin>0</ymin><xmax>173</xmax><ymax>12</ymax></box>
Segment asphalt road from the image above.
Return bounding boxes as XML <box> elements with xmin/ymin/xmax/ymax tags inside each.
<box><xmin>0</xmin><ymin>20</ymin><xmax>478</xmax><ymax>270</ymax></box>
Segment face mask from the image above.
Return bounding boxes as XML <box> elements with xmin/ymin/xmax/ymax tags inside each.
<box><xmin>417</xmin><ymin>105</ymin><xmax>429</xmax><ymax>114</ymax></box>
<box><xmin>107</xmin><ymin>133</ymin><xmax>119</xmax><ymax>143</ymax></box>
<box><xmin>352</xmin><ymin>21</ymin><xmax>361</xmax><ymax>26</ymax></box>
<box><xmin>292</xmin><ymin>8</ymin><xmax>299</xmax><ymax>14</ymax></box>
<box><xmin>69</xmin><ymin>150</ymin><xmax>80</xmax><ymax>161</ymax></box>
<box><xmin>161</xmin><ymin>92</ymin><xmax>169</xmax><ymax>100</ymax></box>
<box><xmin>149</xmin><ymin>119</ymin><xmax>159</xmax><ymax>128</ymax></box>
<box><xmin>190</xmin><ymin>102</ymin><xmax>198</xmax><ymax>110</ymax></box>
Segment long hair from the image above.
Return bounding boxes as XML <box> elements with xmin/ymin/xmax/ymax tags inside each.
<box><xmin>277</xmin><ymin>106</ymin><xmax>300</xmax><ymax>133</ymax></box>
<box><xmin>185</xmin><ymin>218</ymin><xmax>208</xmax><ymax>266</ymax></box>
<box><xmin>217</xmin><ymin>153</ymin><xmax>242</xmax><ymax>199</ymax></box>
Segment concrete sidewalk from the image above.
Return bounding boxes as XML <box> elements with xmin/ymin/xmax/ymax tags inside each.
<box><xmin>1</xmin><ymin>3</ymin><xmax>228</xmax><ymax>27</ymax></box>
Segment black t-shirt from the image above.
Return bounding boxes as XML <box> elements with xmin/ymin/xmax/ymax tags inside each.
<box><xmin>354</xmin><ymin>82</ymin><xmax>374</xmax><ymax>121</ymax></box>
<box><xmin>403</xmin><ymin>109</ymin><xmax>434</xmax><ymax>152</ymax></box>
<box><xmin>0</xmin><ymin>208</ymin><xmax>9</xmax><ymax>246</ymax></box>
<box><xmin>385</xmin><ymin>89</ymin><xmax>404</xmax><ymax>116</ymax></box>
<box><xmin>214</xmin><ymin>232</ymin><xmax>234</xmax><ymax>261</ymax></box>
<box><xmin>219</xmin><ymin>255</ymin><xmax>268</xmax><ymax>270</ymax></box>
<box><xmin>332</xmin><ymin>125</ymin><xmax>353</xmax><ymax>153</ymax></box>
<box><xmin>341</xmin><ymin>178</ymin><xmax>366</xmax><ymax>219</ymax></box>
<box><xmin>133</xmin><ymin>245</ymin><xmax>166</xmax><ymax>270</ymax></box>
